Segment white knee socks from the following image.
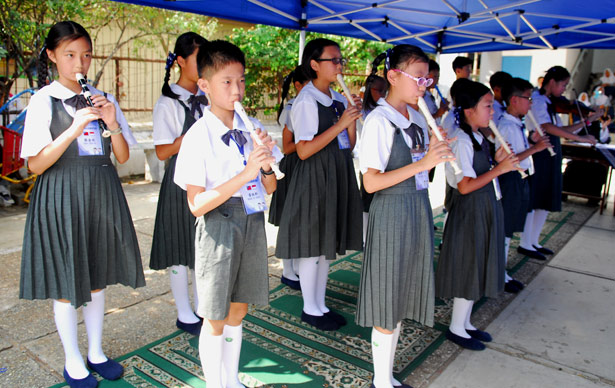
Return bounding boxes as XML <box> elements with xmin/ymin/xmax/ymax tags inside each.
<box><xmin>449</xmin><ymin>298</ymin><xmax>473</xmax><ymax>338</ymax></box>
<box><xmin>298</xmin><ymin>256</ymin><xmax>322</xmax><ymax>316</ymax></box>
<box><xmin>464</xmin><ymin>300</ymin><xmax>477</xmax><ymax>331</ymax></box>
<box><xmin>389</xmin><ymin>322</ymin><xmax>402</xmax><ymax>386</ymax></box>
<box><xmin>315</xmin><ymin>256</ymin><xmax>330</xmax><ymax>314</ymax></box>
<box><xmin>520</xmin><ymin>211</ymin><xmax>535</xmax><ymax>250</ymax></box>
<box><xmin>504</xmin><ymin>237</ymin><xmax>512</xmax><ymax>282</ymax></box>
<box><xmin>282</xmin><ymin>259</ymin><xmax>299</xmax><ymax>281</ymax></box>
<box><xmin>170</xmin><ymin>265</ymin><xmax>199</xmax><ymax>324</ymax></box>
<box><xmin>371</xmin><ymin>329</ymin><xmax>395</xmax><ymax>388</ymax></box>
<box><xmin>82</xmin><ymin>290</ymin><xmax>107</xmax><ymax>364</ymax></box>
<box><xmin>200</xmin><ymin>332</ymin><xmax>224</xmax><ymax>388</ymax></box>
<box><xmin>532</xmin><ymin>209</ymin><xmax>549</xmax><ymax>248</ymax></box>
<box><xmin>222</xmin><ymin>324</ymin><xmax>245</xmax><ymax>388</ymax></box>
<box><xmin>54</xmin><ymin>300</ymin><xmax>88</xmax><ymax>379</ymax></box>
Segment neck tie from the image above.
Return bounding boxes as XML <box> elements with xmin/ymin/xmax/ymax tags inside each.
<box><xmin>403</xmin><ymin>123</ymin><xmax>425</xmax><ymax>151</ymax></box>
<box><xmin>187</xmin><ymin>95</ymin><xmax>208</xmax><ymax>118</ymax></box>
<box><xmin>221</xmin><ymin>129</ymin><xmax>247</xmax><ymax>147</ymax></box>
<box><xmin>64</xmin><ymin>94</ymin><xmax>89</xmax><ymax>110</ymax></box>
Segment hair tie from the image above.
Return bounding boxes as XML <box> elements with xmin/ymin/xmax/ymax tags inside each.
<box><xmin>385</xmin><ymin>48</ymin><xmax>392</xmax><ymax>71</ymax></box>
<box><xmin>38</xmin><ymin>43</ymin><xmax>48</xmax><ymax>57</ymax></box>
<box><xmin>165</xmin><ymin>52</ymin><xmax>177</xmax><ymax>71</ymax></box>
<box><xmin>453</xmin><ymin>106</ymin><xmax>462</xmax><ymax>126</ymax></box>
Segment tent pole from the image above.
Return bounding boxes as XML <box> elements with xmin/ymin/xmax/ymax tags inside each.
<box><xmin>299</xmin><ymin>30</ymin><xmax>306</xmax><ymax>65</ymax></box>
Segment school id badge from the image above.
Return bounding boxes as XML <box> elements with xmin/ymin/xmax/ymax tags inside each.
<box><xmin>411</xmin><ymin>152</ymin><xmax>429</xmax><ymax>190</ymax></box>
<box><xmin>77</xmin><ymin>121</ymin><xmax>104</xmax><ymax>156</ymax></box>
<box><xmin>337</xmin><ymin>129</ymin><xmax>351</xmax><ymax>149</ymax></box>
<box><xmin>240</xmin><ymin>178</ymin><xmax>267</xmax><ymax>215</ymax></box>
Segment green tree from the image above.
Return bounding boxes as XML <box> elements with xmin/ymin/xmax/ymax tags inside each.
<box><xmin>227</xmin><ymin>24</ymin><xmax>391</xmax><ymax>115</ymax></box>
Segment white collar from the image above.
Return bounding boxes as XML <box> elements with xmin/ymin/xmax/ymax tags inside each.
<box><xmin>170</xmin><ymin>83</ymin><xmax>200</xmax><ymax>101</ymax></box>
<box><xmin>374</xmin><ymin>98</ymin><xmax>422</xmax><ymax>129</ymax></box>
<box><xmin>301</xmin><ymin>81</ymin><xmax>344</xmax><ymax>106</ymax></box>
<box><xmin>202</xmin><ymin>107</ymin><xmax>251</xmax><ymax>136</ymax></box>
<box><xmin>500</xmin><ymin>111</ymin><xmax>522</xmax><ymax>125</ymax></box>
<box><xmin>47</xmin><ymin>81</ymin><xmax>81</xmax><ymax>99</ymax></box>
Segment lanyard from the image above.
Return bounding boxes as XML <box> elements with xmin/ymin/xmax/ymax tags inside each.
<box><xmin>230</xmin><ymin>135</ymin><xmax>247</xmax><ymax>166</ymax></box>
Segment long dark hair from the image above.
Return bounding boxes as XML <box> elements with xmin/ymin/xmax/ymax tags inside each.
<box><xmin>300</xmin><ymin>38</ymin><xmax>340</xmax><ymax>81</ymax></box>
<box><xmin>38</xmin><ymin>21</ymin><xmax>92</xmax><ymax>88</ymax></box>
<box><xmin>364</xmin><ymin>44</ymin><xmax>429</xmax><ymax>112</ymax></box>
<box><xmin>162</xmin><ymin>32</ymin><xmax>208</xmax><ymax>99</ymax></box>
<box><xmin>540</xmin><ymin>66</ymin><xmax>570</xmax><ymax>96</ymax></box>
<box><xmin>451</xmin><ymin>78</ymin><xmax>491</xmax><ymax>151</ymax></box>
<box><xmin>277</xmin><ymin>65</ymin><xmax>308</xmax><ymax>123</ymax></box>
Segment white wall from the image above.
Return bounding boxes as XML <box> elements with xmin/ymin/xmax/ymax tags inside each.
<box><xmin>592</xmin><ymin>50</ymin><xmax>615</xmax><ymax>73</ymax></box>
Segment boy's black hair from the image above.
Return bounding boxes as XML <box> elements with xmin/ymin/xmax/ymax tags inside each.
<box><xmin>38</xmin><ymin>21</ymin><xmax>92</xmax><ymax>88</ymax></box>
<box><xmin>489</xmin><ymin>71</ymin><xmax>513</xmax><ymax>90</ymax></box>
<box><xmin>502</xmin><ymin>77</ymin><xmax>534</xmax><ymax>105</ymax></box>
<box><xmin>452</xmin><ymin>56</ymin><xmax>472</xmax><ymax>71</ymax></box>
<box><xmin>197</xmin><ymin>40</ymin><xmax>245</xmax><ymax>79</ymax></box>
<box><xmin>300</xmin><ymin>38</ymin><xmax>340</xmax><ymax>80</ymax></box>
<box><xmin>364</xmin><ymin>44</ymin><xmax>429</xmax><ymax>112</ymax></box>
<box><xmin>277</xmin><ymin>65</ymin><xmax>309</xmax><ymax>123</ymax></box>
<box><xmin>163</xmin><ymin>32</ymin><xmax>208</xmax><ymax>99</ymax></box>
<box><xmin>428</xmin><ymin>59</ymin><xmax>440</xmax><ymax>73</ymax></box>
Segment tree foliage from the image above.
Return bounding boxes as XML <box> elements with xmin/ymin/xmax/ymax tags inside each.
<box><xmin>227</xmin><ymin>25</ymin><xmax>391</xmax><ymax>115</ymax></box>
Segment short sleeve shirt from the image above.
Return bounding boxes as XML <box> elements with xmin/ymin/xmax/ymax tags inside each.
<box><xmin>153</xmin><ymin>83</ymin><xmax>206</xmax><ymax>145</ymax></box>
<box><xmin>360</xmin><ymin>98</ymin><xmax>430</xmax><ymax>174</ymax></box>
<box><xmin>445</xmin><ymin>128</ymin><xmax>484</xmax><ymax>188</ymax></box>
<box><xmin>174</xmin><ymin>108</ymin><xmax>283</xmax><ymax>196</ymax></box>
<box><xmin>497</xmin><ymin>112</ymin><xmax>532</xmax><ymax>171</ymax></box>
<box><xmin>21</xmin><ymin>81</ymin><xmax>135</xmax><ymax>159</ymax></box>
<box><xmin>290</xmin><ymin>81</ymin><xmax>347</xmax><ymax>143</ymax></box>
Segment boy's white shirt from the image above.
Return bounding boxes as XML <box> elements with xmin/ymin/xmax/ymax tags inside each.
<box><xmin>174</xmin><ymin>107</ymin><xmax>283</xmax><ymax>197</ymax></box>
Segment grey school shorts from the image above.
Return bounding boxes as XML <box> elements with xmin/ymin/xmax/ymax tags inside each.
<box><xmin>194</xmin><ymin>197</ymin><xmax>269</xmax><ymax>320</ymax></box>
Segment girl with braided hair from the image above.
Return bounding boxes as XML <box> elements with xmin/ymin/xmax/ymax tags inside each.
<box><xmin>150</xmin><ymin>32</ymin><xmax>208</xmax><ymax>335</ymax></box>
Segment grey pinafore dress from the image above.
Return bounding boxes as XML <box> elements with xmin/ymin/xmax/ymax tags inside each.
<box><xmin>275</xmin><ymin>101</ymin><xmax>363</xmax><ymax>260</ymax></box>
<box><xmin>150</xmin><ymin>100</ymin><xmax>197</xmax><ymax>269</ymax></box>
<box><xmin>435</xmin><ymin>136</ymin><xmax>505</xmax><ymax>300</ymax></box>
<box><xmin>20</xmin><ymin>97</ymin><xmax>145</xmax><ymax>308</ymax></box>
<box><xmin>355</xmin><ymin>124</ymin><xmax>435</xmax><ymax>330</ymax></box>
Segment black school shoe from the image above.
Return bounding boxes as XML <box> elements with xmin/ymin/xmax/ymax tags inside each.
<box><xmin>445</xmin><ymin>329</ymin><xmax>486</xmax><ymax>351</ymax></box>
<box><xmin>509</xmin><ymin>278</ymin><xmax>525</xmax><ymax>290</ymax></box>
<box><xmin>466</xmin><ymin>329</ymin><xmax>492</xmax><ymax>342</ymax></box>
<box><xmin>87</xmin><ymin>358</ymin><xmax>123</xmax><ymax>380</ymax></box>
<box><xmin>281</xmin><ymin>276</ymin><xmax>301</xmax><ymax>290</ymax></box>
<box><xmin>301</xmin><ymin>311</ymin><xmax>340</xmax><ymax>331</ymax></box>
<box><xmin>517</xmin><ymin>246</ymin><xmax>546</xmax><ymax>261</ymax></box>
<box><xmin>532</xmin><ymin>245</ymin><xmax>554</xmax><ymax>255</ymax></box>
<box><xmin>63</xmin><ymin>369</ymin><xmax>98</xmax><ymax>388</ymax></box>
<box><xmin>176</xmin><ymin>319</ymin><xmax>202</xmax><ymax>336</ymax></box>
<box><xmin>324</xmin><ymin>309</ymin><xmax>347</xmax><ymax>326</ymax></box>
<box><xmin>371</xmin><ymin>384</ymin><xmax>414</xmax><ymax>388</ymax></box>
<box><xmin>505</xmin><ymin>281</ymin><xmax>521</xmax><ymax>294</ymax></box>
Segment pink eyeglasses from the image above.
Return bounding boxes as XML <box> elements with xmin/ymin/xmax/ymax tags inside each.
<box><xmin>392</xmin><ymin>69</ymin><xmax>434</xmax><ymax>88</ymax></box>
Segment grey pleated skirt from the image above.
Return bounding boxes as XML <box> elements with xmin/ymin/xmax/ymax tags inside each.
<box><xmin>20</xmin><ymin>158</ymin><xmax>145</xmax><ymax>308</ymax></box>
<box><xmin>275</xmin><ymin>145</ymin><xmax>363</xmax><ymax>261</ymax></box>
<box><xmin>499</xmin><ymin>171</ymin><xmax>530</xmax><ymax>238</ymax></box>
<box><xmin>355</xmin><ymin>190</ymin><xmax>435</xmax><ymax>330</ymax></box>
<box><xmin>435</xmin><ymin>184</ymin><xmax>505</xmax><ymax>301</ymax></box>
<box><xmin>531</xmin><ymin>134</ymin><xmax>562</xmax><ymax>212</ymax></box>
<box><xmin>268</xmin><ymin>152</ymin><xmax>299</xmax><ymax>227</ymax></box>
<box><xmin>150</xmin><ymin>155</ymin><xmax>196</xmax><ymax>269</ymax></box>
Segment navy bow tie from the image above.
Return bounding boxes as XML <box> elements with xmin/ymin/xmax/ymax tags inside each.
<box><xmin>221</xmin><ymin>129</ymin><xmax>247</xmax><ymax>147</ymax></box>
<box><xmin>403</xmin><ymin>123</ymin><xmax>425</xmax><ymax>150</ymax></box>
<box><xmin>64</xmin><ymin>94</ymin><xmax>89</xmax><ymax>110</ymax></box>
<box><xmin>187</xmin><ymin>94</ymin><xmax>208</xmax><ymax>118</ymax></box>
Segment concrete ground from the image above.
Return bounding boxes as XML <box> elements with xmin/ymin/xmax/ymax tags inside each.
<box><xmin>0</xmin><ymin>160</ymin><xmax>613</xmax><ymax>387</ymax></box>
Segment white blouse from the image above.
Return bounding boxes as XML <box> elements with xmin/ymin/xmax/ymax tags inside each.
<box><xmin>21</xmin><ymin>81</ymin><xmax>135</xmax><ymax>159</ymax></box>
<box><xmin>153</xmin><ymin>83</ymin><xmax>206</xmax><ymax>146</ymax></box>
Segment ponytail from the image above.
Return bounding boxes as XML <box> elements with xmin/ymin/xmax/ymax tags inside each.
<box><xmin>539</xmin><ymin>65</ymin><xmax>570</xmax><ymax>96</ymax></box>
<box><xmin>162</xmin><ymin>32</ymin><xmax>208</xmax><ymax>100</ymax></box>
<box><xmin>37</xmin><ymin>45</ymin><xmax>49</xmax><ymax>89</ymax></box>
<box><xmin>450</xmin><ymin>78</ymin><xmax>491</xmax><ymax>151</ymax></box>
<box><xmin>363</xmin><ymin>52</ymin><xmax>387</xmax><ymax>112</ymax></box>
<box><xmin>277</xmin><ymin>65</ymin><xmax>308</xmax><ymax>123</ymax></box>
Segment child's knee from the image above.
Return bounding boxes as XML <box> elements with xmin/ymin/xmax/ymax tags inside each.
<box><xmin>227</xmin><ymin>303</ymin><xmax>248</xmax><ymax>325</ymax></box>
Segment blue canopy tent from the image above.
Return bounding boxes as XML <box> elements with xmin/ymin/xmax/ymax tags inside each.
<box><xmin>110</xmin><ymin>0</ymin><xmax>615</xmax><ymax>53</ymax></box>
